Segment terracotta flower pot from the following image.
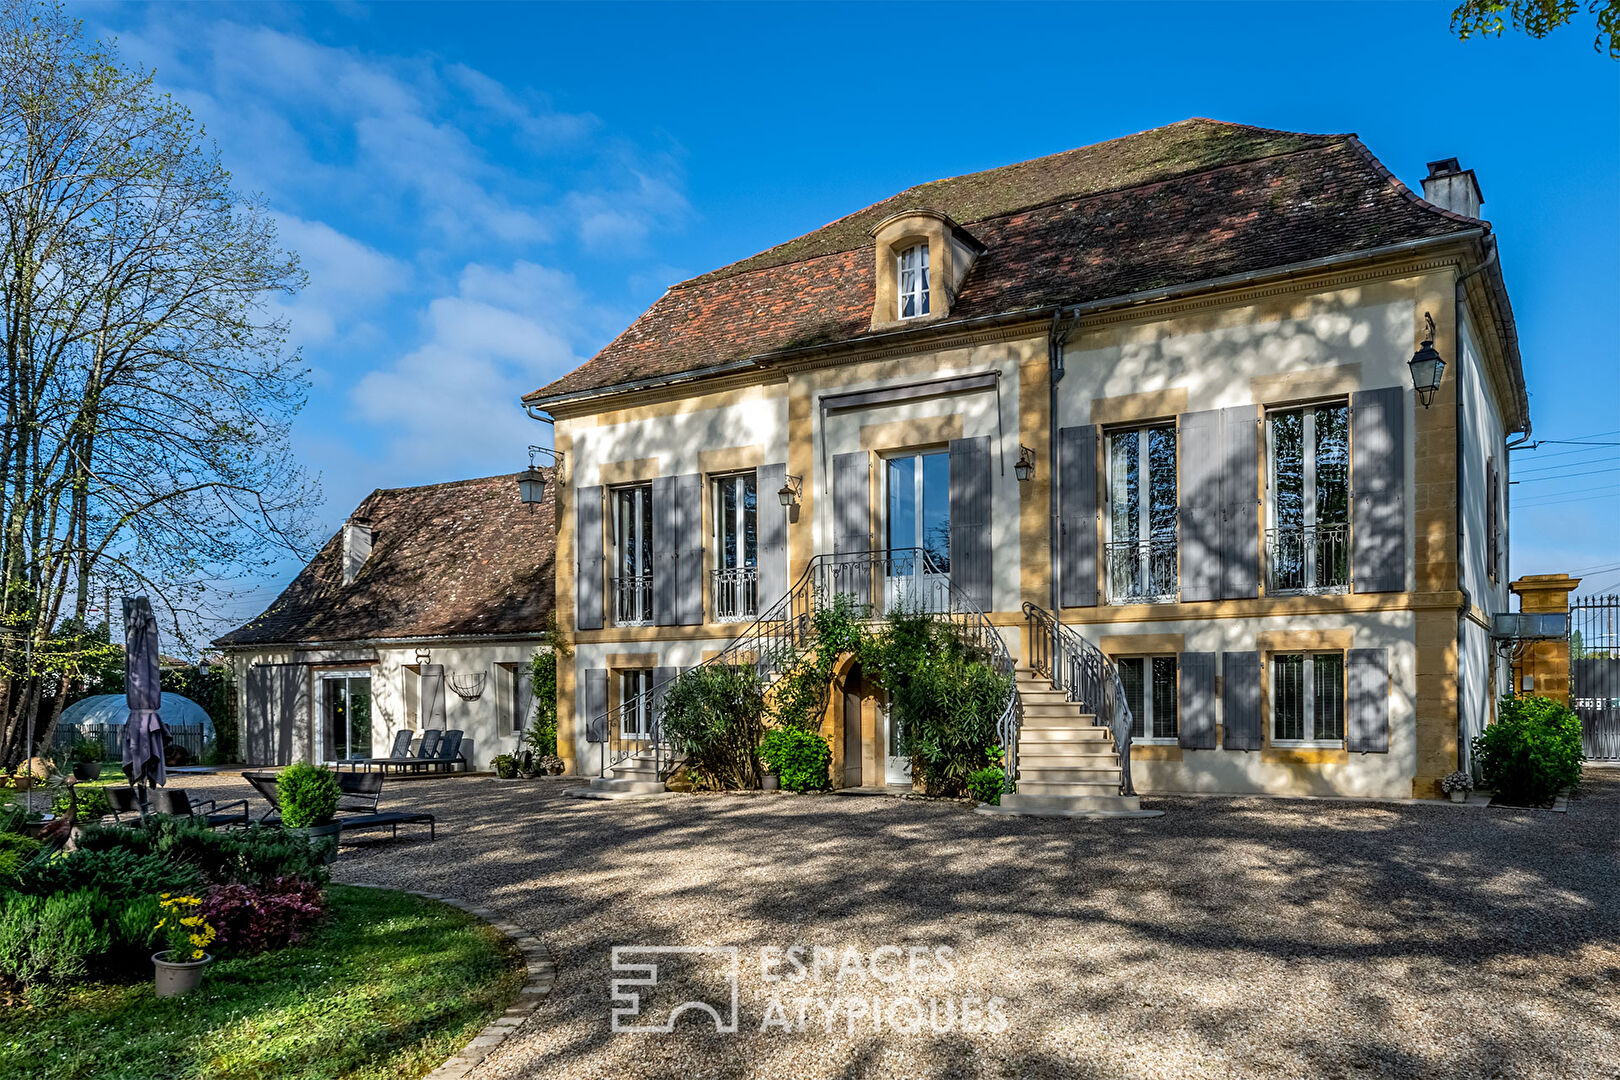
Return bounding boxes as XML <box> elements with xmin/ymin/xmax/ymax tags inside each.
<box><xmin>153</xmin><ymin>950</ymin><xmax>213</xmax><ymax>997</ymax></box>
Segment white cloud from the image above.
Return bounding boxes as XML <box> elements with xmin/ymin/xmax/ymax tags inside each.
<box><xmin>272</xmin><ymin>215</ymin><xmax>411</xmax><ymax>346</ymax></box>
<box><xmin>351</xmin><ymin>261</ymin><xmax>600</xmax><ymax>477</ymax></box>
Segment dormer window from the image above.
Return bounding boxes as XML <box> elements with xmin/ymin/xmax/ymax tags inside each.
<box><xmin>898</xmin><ymin>243</ymin><xmax>930</xmax><ymax>319</ymax></box>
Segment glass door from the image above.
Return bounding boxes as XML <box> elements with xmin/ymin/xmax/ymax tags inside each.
<box><xmin>320</xmin><ymin>674</ymin><xmax>372</xmax><ymax>762</ymax></box>
<box><xmin>883</xmin><ymin>451</ymin><xmax>951</xmax><ymax>613</ymax></box>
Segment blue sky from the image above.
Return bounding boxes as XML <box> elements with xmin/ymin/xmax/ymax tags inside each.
<box><xmin>84</xmin><ymin>0</ymin><xmax>1620</xmax><ymax>632</ymax></box>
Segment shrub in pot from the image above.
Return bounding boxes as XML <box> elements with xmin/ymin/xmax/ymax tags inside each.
<box><xmin>759</xmin><ymin>727</ymin><xmax>831</xmax><ymax>792</ymax></box>
<box><xmin>492</xmin><ymin>754</ymin><xmax>518</xmax><ymax>779</ymax></box>
<box><xmin>69</xmin><ymin>740</ymin><xmax>103</xmax><ymax>781</ymax></box>
<box><xmin>1472</xmin><ymin>695</ymin><xmax>1583</xmax><ymax>807</ymax></box>
<box><xmin>277</xmin><ymin>763</ymin><xmax>342</xmax><ymax>862</ymax></box>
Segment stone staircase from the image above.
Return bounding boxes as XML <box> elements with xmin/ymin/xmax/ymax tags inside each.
<box><xmin>567</xmin><ymin>748</ymin><xmax>669</xmax><ymax>800</ymax></box>
<box><xmin>983</xmin><ymin>670</ymin><xmax>1153</xmax><ymax>818</ymax></box>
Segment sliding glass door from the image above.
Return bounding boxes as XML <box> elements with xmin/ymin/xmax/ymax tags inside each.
<box><xmin>320</xmin><ymin>673</ymin><xmax>372</xmax><ymax>762</ymax></box>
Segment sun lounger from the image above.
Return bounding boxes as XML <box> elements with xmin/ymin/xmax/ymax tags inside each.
<box><xmin>154</xmin><ymin>788</ymin><xmax>250</xmax><ymax>829</ymax></box>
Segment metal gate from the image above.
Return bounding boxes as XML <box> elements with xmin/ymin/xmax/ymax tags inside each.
<box><xmin>1572</xmin><ymin>594</ymin><xmax>1620</xmax><ymax>761</ymax></box>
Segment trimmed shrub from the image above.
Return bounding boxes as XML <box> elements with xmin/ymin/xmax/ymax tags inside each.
<box><xmin>74</xmin><ymin>817</ymin><xmax>329</xmax><ymax>887</ymax></box>
<box><xmin>0</xmin><ymin>889</ymin><xmax>109</xmax><ymax>986</ymax></box>
<box><xmin>1473</xmin><ymin>695</ymin><xmax>1584</xmax><ymax>807</ymax></box>
<box><xmin>661</xmin><ymin>664</ymin><xmax>770</xmax><ymax>789</ymax></box>
<box><xmin>15</xmin><ymin>847</ymin><xmax>201</xmax><ymax>901</ymax></box>
<box><xmin>278</xmin><ymin>762</ymin><xmax>341</xmax><ymax>828</ymax></box>
<box><xmin>759</xmin><ymin>727</ymin><xmax>832</xmax><ymax>792</ymax></box>
<box><xmin>967</xmin><ymin>765</ymin><xmax>1006</xmax><ymax>805</ymax></box>
<box><xmin>199</xmin><ymin>878</ymin><xmax>327</xmax><ymax>955</ymax></box>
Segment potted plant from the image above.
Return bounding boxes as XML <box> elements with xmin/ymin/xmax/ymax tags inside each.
<box><xmin>492</xmin><ymin>753</ymin><xmax>518</xmax><ymax>780</ymax></box>
<box><xmin>518</xmin><ymin>750</ymin><xmax>536</xmax><ymax>778</ymax></box>
<box><xmin>540</xmin><ymin>754</ymin><xmax>565</xmax><ymax>776</ymax></box>
<box><xmin>69</xmin><ymin>739</ymin><xmax>103</xmax><ymax>781</ymax></box>
<box><xmin>1441</xmin><ymin>769</ymin><xmax>1474</xmax><ymax>803</ymax></box>
<box><xmin>278</xmin><ymin>762</ymin><xmax>342</xmax><ymax>862</ymax></box>
<box><xmin>152</xmin><ymin>893</ymin><xmax>216</xmax><ymax>997</ymax></box>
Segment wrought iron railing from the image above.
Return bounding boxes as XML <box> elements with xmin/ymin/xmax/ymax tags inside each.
<box><xmin>612</xmin><ymin>573</ymin><xmax>654</xmax><ymax>625</ymax></box>
<box><xmin>1106</xmin><ymin>536</ymin><xmax>1179</xmax><ymax>604</ymax></box>
<box><xmin>1021</xmin><ymin>602</ymin><xmax>1136</xmax><ymax>795</ymax></box>
<box><xmin>585</xmin><ymin>547</ymin><xmax>1019</xmax><ymax>785</ymax></box>
<box><xmin>1266</xmin><ymin>523</ymin><xmax>1349</xmax><ymax>595</ymax></box>
<box><xmin>711</xmin><ymin>567</ymin><xmax>759</xmax><ymax>622</ymax></box>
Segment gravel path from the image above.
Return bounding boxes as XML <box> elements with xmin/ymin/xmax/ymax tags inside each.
<box><xmin>183</xmin><ymin>770</ymin><xmax>1620</xmax><ymax>1079</ymax></box>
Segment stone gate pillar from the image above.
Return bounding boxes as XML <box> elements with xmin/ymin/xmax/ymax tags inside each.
<box><xmin>1509</xmin><ymin>574</ymin><xmax>1581</xmax><ymax>705</ymax></box>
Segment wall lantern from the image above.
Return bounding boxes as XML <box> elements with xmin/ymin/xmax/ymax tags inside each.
<box><xmin>777</xmin><ymin>474</ymin><xmax>804</xmax><ymax>509</ymax></box>
<box><xmin>1014</xmin><ymin>445</ymin><xmax>1036</xmax><ymax>483</ymax></box>
<box><xmin>518</xmin><ymin>444</ymin><xmax>565</xmax><ymax>505</ymax></box>
<box><xmin>1408</xmin><ymin>311</ymin><xmax>1445</xmax><ymax>409</ymax></box>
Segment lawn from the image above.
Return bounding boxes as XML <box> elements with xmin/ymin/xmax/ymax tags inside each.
<box><xmin>0</xmin><ymin>885</ymin><xmax>525</xmax><ymax>1080</ymax></box>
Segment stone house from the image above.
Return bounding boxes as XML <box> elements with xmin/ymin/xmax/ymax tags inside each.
<box><xmin>215</xmin><ymin>474</ymin><xmax>555</xmax><ymax>772</ymax></box>
<box><xmin>525</xmin><ymin>118</ymin><xmax>1526</xmax><ymax>805</ymax></box>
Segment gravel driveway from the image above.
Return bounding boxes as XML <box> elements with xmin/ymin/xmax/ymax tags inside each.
<box><xmin>185</xmin><ymin>770</ymin><xmax>1620</xmax><ymax>1079</ymax></box>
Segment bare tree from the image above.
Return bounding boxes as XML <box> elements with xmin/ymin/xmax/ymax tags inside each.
<box><xmin>0</xmin><ymin>1</ymin><xmax>317</xmax><ymax>763</ymax></box>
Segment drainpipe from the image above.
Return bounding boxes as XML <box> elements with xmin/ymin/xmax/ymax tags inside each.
<box><xmin>1047</xmin><ymin>309</ymin><xmax>1075</xmax><ymax>619</ymax></box>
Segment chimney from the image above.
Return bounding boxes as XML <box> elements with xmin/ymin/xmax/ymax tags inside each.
<box><xmin>341</xmin><ymin>516</ymin><xmax>372</xmax><ymax>586</ymax></box>
<box><xmin>1421</xmin><ymin>158</ymin><xmax>1484</xmax><ymax>220</ymax></box>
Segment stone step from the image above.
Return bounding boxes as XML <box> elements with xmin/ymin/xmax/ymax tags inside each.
<box><xmin>1018</xmin><ymin>766</ymin><xmax>1121</xmax><ymax>785</ymax></box>
<box><xmin>1018</xmin><ymin>726</ymin><xmax>1113</xmax><ymax>743</ymax></box>
<box><xmin>586</xmin><ymin>777</ymin><xmax>665</xmax><ymax>795</ymax></box>
<box><xmin>1014</xmin><ymin>779</ymin><xmax>1124</xmax><ymax>797</ymax></box>
<box><xmin>1021</xmin><ymin>703</ymin><xmax>1099</xmax><ymax>720</ymax></box>
<box><xmin>1017</xmin><ymin>753</ymin><xmax>1120</xmax><ymax>772</ymax></box>
<box><xmin>996</xmin><ymin>792</ymin><xmax>1143</xmax><ymax>814</ymax></box>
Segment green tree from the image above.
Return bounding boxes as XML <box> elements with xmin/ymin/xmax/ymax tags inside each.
<box><xmin>0</xmin><ymin>2</ymin><xmax>314</xmax><ymax>764</ymax></box>
<box><xmin>1451</xmin><ymin>0</ymin><xmax>1620</xmax><ymax>58</ymax></box>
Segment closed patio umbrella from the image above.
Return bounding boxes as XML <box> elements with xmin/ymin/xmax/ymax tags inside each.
<box><xmin>120</xmin><ymin>597</ymin><xmax>167</xmax><ymax>800</ymax></box>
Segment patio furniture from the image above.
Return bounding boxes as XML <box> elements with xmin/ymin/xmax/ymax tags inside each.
<box><xmin>105</xmin><ymin>786</ymin><xmax>143</xmax><ymax>825</ymax></box>
<box><xmin>422</xmin><ymin>729</ymin><xmax>465</xmax><ymax>773</ymax></box>
<box><xmin>332</xmin><ymin>729</ymin><xmax>413</xmax><ymax>773</ymax></box>
<box><xmin>241</xmin><ymin>770</ymin><xmax>435</xmax><ymax>841</ymax></box>
<box><xmin>333</xmin><ymin>772</ymin><xmax>436</xmax><ymax>840</ymax></box>
<box><xmin>154</xmin><ymin>788</ymin><xmax>250</xmax><ymax>829</ymax></box>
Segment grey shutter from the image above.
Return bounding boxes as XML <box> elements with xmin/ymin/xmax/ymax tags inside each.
<box><xmin>650</xmin><ymin>666</ymin><xmax>678</xmax><ymax>737</ymax></box>
<box><xmin>676</xmin><ymin>473</ymin><xmax>705</xmax><ymax>625</ymax></box>
<box><xmin>1178</xmin><ymin>651</ymin><xmax>1217</xmax><ymax>750</ymax></box>
<box><xmin>757</xmin><ymin>463</ymin><xmax>788</xmax><ymax>616</ymax></box>
<box><xmin>1221</xmin><ymin>651</ymin><xmax>1263</xmax><ymax>751</ymax></box>
<box><xmin>576</xmin><ymin>485</ymin><xmax>605</xmax><ymax>630</ymax></box>
<box><xmin>1351</xmin><ymin>386</ymin><xmax>1406</xmax><ymax>593</ymax></box>
<box><xmin>583</xmin><ymin>668</ymin><xmax>608</xmax><ymax>743</ymax></box>
<box><xmin>833</xmin><ymin>451</ymin><xmax>871</xmax><ymax>607</ymax></box>
<box><xmin>1347</xmin><ymin>648</ymin><xmax>1390</xmax><ymax>753</ymax></box>
<box><xmin>1220</xmin><ymin>407</ymin><xmax>1260</xmax><ymax>599</ymax></box>
<box><xmin>948</xmin><ymin>436</ymin><xmax>993</xmax><ymax>610</ymax></box>
<box><xmin>1178</xmin><ymin>410</ymin><xmax>1222</xmax><ymax>603</ymax></box>
<box><xmin>1058</xmin><ymin>425</ymin><xmax>1098</xmax><ymax>608</ymax></box>
<box><xmin>420</xmin><ymin>664</ymin><xmax>447</xmax><ymax>729</ymax></box>
<box><xmin>653</xmin><ymin>476</ymin><xmax>679</xmax><ymax>626</ymax></box>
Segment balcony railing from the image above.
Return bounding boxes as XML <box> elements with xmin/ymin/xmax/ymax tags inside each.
<box><xmin>712</xmin><ymin>566</ymin><xmax>759</xmax><ymax>622</ymax></box>
<box><xmin>612</xmin><ymin>573</ymin><xmax>654</xmax><ymax>625</ymax></box>
<box><xmin>1106</xmin><ymin>537</ymin><xmax>1179</xmax><ymax>604</ymax></box>
<box><xmin>1266</xmin><ymin>523</ymin><xmax>1350</xmax><ymax>595</ymax></box>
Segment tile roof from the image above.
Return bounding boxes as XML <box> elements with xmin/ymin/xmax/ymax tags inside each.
<box><xmin>528</xmin><ymin>119</ymin><xmax>1487</xmax><ymax>405</ymax></box>
<box><xmin>214</xmin><ymin>474</ymin><xmax>554</xmax><ymax>648</ymax></box>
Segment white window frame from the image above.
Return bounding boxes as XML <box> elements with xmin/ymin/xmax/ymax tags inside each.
<box><xmin>618</xmin><ymin>669</ymin><xmax>652</xmax><ymax>740</ymax></box>
<box><xmin>1116</xmin><ymin>655</ymin><xmax>1179</xmax><ymax>744</ymax></box>
<box><xmin>1265</xmin><ymin>400</ymin><xmax>1351</xmax><ymax>595</ymax></box>
<box><xmin>1104</xmin><ymin>424</ymin><xmax>1179</xmax><ymax>604</ymax></box>
<box><xmin>1269</xmin><ymin>651</ymin><xmax>1346</xmax><ymax>748</ymax></box>
<box><xmin>612</xmin><ymin>484</ymin><xmax>653</xmax><ymax>625</ymax></box>
<box><xmin>317</xmin><ymin>669</ymin><xmax>372</xmax><ymax>762</ymax></box>
<box><xmin>711</xmin><ymin>471</ymin><xmax>759</xmax><ymax>622</ymax></box>
<box><xmin>897</xmin><ymin>243</ymin><xmax>930</xmax><ymax>319</ymax></box>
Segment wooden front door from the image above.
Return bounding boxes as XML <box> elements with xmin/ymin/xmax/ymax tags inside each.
<box><xmin>842</xmin><ymin>664</ymin><xmax>863</xmax><ymax>788</ymax></box>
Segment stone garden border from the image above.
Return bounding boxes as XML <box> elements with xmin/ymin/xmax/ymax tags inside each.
<box><xmin>349</xmin><ymin>883</ymin><xmax>555</xmax><ymax>1080</ymax></box>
